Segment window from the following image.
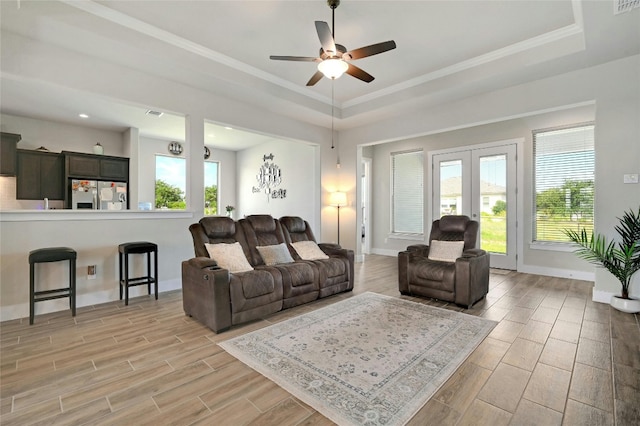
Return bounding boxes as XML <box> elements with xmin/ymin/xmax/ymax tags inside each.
<box><xmin>204</xmin><ymin>161</ymin><xmax>219</xmax><ymax>215</ymax></box>
<box><xmin>533</xmin><ymin>123</ymin><xmax>594</xmax><ymax>242</ymax></box>
<box><xmin>155</xmin><ymin>155</ymin><xmax>186</xmax><ymax>210</ymax></box>
<box><xmin>391</xmin><ymin>150</ymin><xmax>424</xmax><ymax>234</ymax></box>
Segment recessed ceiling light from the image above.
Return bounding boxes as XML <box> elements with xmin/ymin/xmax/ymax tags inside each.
<box><xmin>224</xmin><ymin>127</ymin><xmax>233</xmax><ymax>130</ymax></box>
<box><xmin>79</xmin><ymin>113</ymin><xmax>89</xmax><ymax>119</ymax></box>
<box><xmin>146</xmin><ymin>110</ymin><xmax>164</xmax><ymax>117</ymax></box>
<box><xmin>207</xmin><ymin>134</ymin><xmax>215</xmax><ymax>138</ymax></box>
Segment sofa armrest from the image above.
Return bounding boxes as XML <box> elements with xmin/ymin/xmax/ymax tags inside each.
<box><xmin>454</xmin><ymin>251</ymin><xmax>490</xmax><ymax>307</ymax></box>
<box><xmin>317</xmin><ymin>242</ymin><xmax>341</xmax><ymax>251</ymax></box>
<box><xmin>398</xmin><ymin>251</ymin><xmax>411</xmax><ymax>293</ymax></box>
<box><xmin>187</xmin><ymin>256</ymin><xmax>218</xmax><ymax>269</ymax></box>
<box><xmin>181</xmin><ymin>258</ymin><xmax>232</xmax><ymax>333</ymax></box>
<box><xmin>461</xmin><ymin>248</ymin><xmax>487</xmax><ymax>258</ymax></box>
<box><xmin>318</xmin><ymin>243</ymin><xmax>348</xmax><ymax>257</ymax></box>
<box><xmin>318</xmin><ymin>244</ymin><xmax>355</xmax><ymax>290</ymax></box>
<box><xmin>406</xmin><ymin>244</ymin><xmax>430</xmax><ymax>257</ymax></box>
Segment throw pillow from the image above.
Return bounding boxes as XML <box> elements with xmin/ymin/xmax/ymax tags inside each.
<box><xmin>427</xmin><ymin>240</ymin><xmax>465</xmax><ymax>262</ymax></box>
<box><xmin>291</xmin><ymin>241</ymin><xmax>329</xmax><ymax>260</ymax></box>
<box><xmin>256</xmin><ymin>243</ymin><xmax>295</xmax><ymax>265</ymax></box>
<box><xmin>204</xmin><ymin>242</ymin><xmax>253</xmax><ymax>273</ymax></box>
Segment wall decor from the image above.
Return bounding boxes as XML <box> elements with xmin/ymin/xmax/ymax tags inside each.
<box><xmin>168</xmin><ymin>141</ymin><xmax>183</xmax><ymax>155</ymax></box>
<box><xmin>93</xmin><ymin>143</ymin><xmax>104</xmax><ymax>155</ymax></box>
<box><xmin>252</xmin><ymin>153</ymin><xmax>287</xmax><ymax>202</ymax></box>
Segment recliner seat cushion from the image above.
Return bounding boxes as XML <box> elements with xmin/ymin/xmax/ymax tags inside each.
<box><xmin>410</xmin><ymin>259</ymin><xmax>455</xmax><ymax>292</ymax></box>
<box><xmin>236</xmin><ymin>270</ymin><xmax>276</xmax><ymax>298</ymax></box>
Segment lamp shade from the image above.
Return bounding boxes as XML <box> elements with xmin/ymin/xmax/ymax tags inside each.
<box><xmin>318</xmin><ymin>59</ymin><xmax>349</xmax><ymax>79</ymax></box>
<box><xmin>329</xmin><ymin>191</ymin><xmax>347</xmax><ymax>207</ymax></box>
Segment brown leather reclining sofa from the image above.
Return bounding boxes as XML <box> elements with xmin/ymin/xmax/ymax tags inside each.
<box><xmin>182</xmin><ymin>214</ymin><xmax>354</xmax><ymax>332</ymax></box>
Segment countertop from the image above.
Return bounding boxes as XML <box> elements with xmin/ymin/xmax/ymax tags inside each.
<box><xmin>0</xmin><ymin>210</ymin><xmax>194</xmax><ymax>222</ymax></box>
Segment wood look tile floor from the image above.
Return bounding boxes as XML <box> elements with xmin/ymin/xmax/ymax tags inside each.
<box><xmin>1</xmin><ymin>254</ymin><xmax>639</xmax><ymax>425</ymax></box>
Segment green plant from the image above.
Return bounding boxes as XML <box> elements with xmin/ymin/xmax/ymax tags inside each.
<box><xmin>564</xmin><ymin>206</ymin><xmax>640</xmax><ymax>299</ymax></box>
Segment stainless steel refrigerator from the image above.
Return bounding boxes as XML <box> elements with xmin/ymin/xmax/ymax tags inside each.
<box><xmin>97</xmin><ymin>181</ymin><xmax>127</xmax><ymax>210</ymax></box>
<box><xmin>71</xmin><ymin>179</ymin><xmax>127</xmax><ymax>210</ymax></box>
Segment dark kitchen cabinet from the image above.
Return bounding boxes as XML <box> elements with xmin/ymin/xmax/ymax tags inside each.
<box><xmin>16</xmin><ymin>150</ymin><xmax>64</xmax><ymax>200</ymax></box>
<box><xmin>1</xmin><ymin>132</ymin><xmax>21</xmax><ymax>176</ymax></box>
<box><xmin>64</xmin><ymin>152</ymin><xmax>129</xmax><ymax>181</ymax></box>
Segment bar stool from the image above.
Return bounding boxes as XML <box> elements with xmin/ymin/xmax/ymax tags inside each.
<box><xmin>29</xmin><ymin>247</ymin><xmax>77</xmax><ymax>325</ymax></box>
<box><xmin>118</xmin><ymin>242</ymin><xmax>158</xmax><ymax>305</ymax></box>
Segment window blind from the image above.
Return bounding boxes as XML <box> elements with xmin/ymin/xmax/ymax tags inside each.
<box><xmin>533</xmin><ymin>123</ymin><xmax>595</xmax><ymax>242</ymax></box>
<box><xmin>392</xmin><ymin>150</ymin><xmax>424</xmax><ymax>234</ymax></box>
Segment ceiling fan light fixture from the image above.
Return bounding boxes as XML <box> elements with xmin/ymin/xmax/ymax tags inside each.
<box><xmin>318</xmin><ymin>58</ymin><xmax>348</xmax><ymax>79</ymax></box>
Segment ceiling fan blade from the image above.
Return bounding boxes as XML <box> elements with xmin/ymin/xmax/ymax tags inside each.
<box><xmin>345</xmin><ymin>40</ymin><xmax>397</xmax><ymax>60</ymax></box>
<box><xmin>270</xmin><ymin>55</ymin><xmax>319</xmax><ymax>62</ymax></box>
<box><xmin>315</xmin><ymin>21</ymin><xmax>337</xmax><ymax>55</ymax></box>
<box><xmin>306</xmin><ymin>70</ymin><xmax>324</xmax><ymax>86</ymax></box>
<box><xmin>346</xmin><ymin>63</ymin><xmax>374</xmax><ymax>83</ymax></box>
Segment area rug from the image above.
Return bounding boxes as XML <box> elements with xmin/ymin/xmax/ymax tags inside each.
<box><xmin>219</xmin><ymin>292</ymin><xmax>497</xmax><ymax>425</ymax></box>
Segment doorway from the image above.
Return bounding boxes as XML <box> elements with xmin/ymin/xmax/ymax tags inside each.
<box><xmin>361</xmin><ymin>157</ymin><xmax>372</xmax><ymax>254</ymax></box>
<box><xmin>431</xmin><ymin>142</ymin><xmax>518</xmax><ymax>269</ymax></box>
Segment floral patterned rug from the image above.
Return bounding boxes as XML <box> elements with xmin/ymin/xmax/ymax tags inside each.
<box><xmin>219</xmin><ymin>292</ymin><xmax>497</xmax><ymax>425</ymax></box>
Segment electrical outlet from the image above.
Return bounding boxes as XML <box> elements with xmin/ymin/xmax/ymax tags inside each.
<box><xmin>623</xmin><ymin>174</ymin><xmax>639</xmax><ymax>184</ymax></box>
<box><xmin>88</xmin><ymin>265</ymin><xmax>97</xmax><ymax>280</ymax></box>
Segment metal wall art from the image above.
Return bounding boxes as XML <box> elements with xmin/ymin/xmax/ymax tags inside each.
<box><xmin>168</xmin><ymin>141</ymin><xmax>183</xmax><ymax>155</ymax></box>
<box><xmin>253</xmin><ymin>153</ymin><xmax>287</xmax><ymax>202</ymax></box>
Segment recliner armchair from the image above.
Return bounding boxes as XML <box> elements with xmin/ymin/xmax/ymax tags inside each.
<box><xmin>398</xmin><ymin>215</ymin><xmax>490</xmax><ymax>308</ymax></box>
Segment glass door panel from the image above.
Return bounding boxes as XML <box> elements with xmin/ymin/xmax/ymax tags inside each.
<box><xmin>478</xmin><ymin>154</ymin><xmax>507</xmax><ymax>254</ymax></box>
<box><xmin>439</xmin><ymin>160</ymin><xmax>462</xmax><ymax>217</ymax></box>
<box><xmin>434</xmin><ymin>144</ymin><xmax>517</xmax><ymax>270</ymax></box>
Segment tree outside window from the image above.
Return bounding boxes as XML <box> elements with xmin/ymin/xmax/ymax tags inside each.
<box><xmin>155</xmin><ymin>155</ymin><xmax>186</xmax><ymax>210</ymax></box>
<box><xmin>534</xmin><ymin>124</ymin><xmax>594</xmax><ymax>242</ymax></box>
<box><xmin>204</xmin><ymin>161</ymin><xmax>219</xmax><ymax>215</ymax></box>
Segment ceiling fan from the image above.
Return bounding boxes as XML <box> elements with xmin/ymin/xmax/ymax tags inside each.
<box><xmin>269</xmin><ymin>0</ymin><xmax>396</xmax><ymax>86</ymax></box>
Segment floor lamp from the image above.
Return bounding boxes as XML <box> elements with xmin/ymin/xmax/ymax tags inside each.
<box><xmin>329</xmin><ymin>192</ymin><xmax>347</xmax><ymax>246</ymax></box>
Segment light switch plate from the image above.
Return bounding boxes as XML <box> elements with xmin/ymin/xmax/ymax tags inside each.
<box><xmin>623</xmin><ymin>174</ymin><xmax>639</xmax><ymax>184</ymax></box>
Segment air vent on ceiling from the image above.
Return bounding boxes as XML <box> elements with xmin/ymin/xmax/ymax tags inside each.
<box><xmin>145</xmin><ymin>109</ymin><xmax>164</xmax><ymax>118</ymax></box>
<box><xmin>614</xmin><ymin>0</ymin><xmax>639</xmax><ymax>14</ymax></box>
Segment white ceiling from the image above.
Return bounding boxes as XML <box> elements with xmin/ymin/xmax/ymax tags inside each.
<box><xmin>1</xmin><ymin>1</ymin><xmax>639</xmax><ymax>150</ymax></box>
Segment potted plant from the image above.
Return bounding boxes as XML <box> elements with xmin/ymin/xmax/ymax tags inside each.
<box><xmin>225</xmin><ymin>205</ymin><xmax>235</xmax><ymax>218</ymax></box>
<box><xmin>565</xmin><ymin>206</ymin><xmax>640</xmax><ymax>313</ymax></box>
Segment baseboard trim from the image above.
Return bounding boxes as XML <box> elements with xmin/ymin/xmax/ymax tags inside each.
<box><xmin>0</xmin><ymin>279</ymin><xmax>182</xmax><ymax>322</ymax></box>
<box><xmin>371</xmin><ymin>248</ymin><xmax>400</xmax><ymax>257</ymax></box>
<box><xmin>517</xmin><ymin>264</ymin><xmax>595</xmax><ymax>282</ymax></box>
<box><xmin>592</xmin><ymin>289</ymin><xmax>614</xmax><ymax>305</ymax></box>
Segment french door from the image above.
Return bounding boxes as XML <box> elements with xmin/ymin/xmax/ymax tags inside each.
<box><xmin>432</xmin><ymin>143</ymin><xmax>517</xmax><ymax>269</ymax></box>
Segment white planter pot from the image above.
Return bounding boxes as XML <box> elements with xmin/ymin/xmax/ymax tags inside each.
<box><xmin>610</xmin><ymin>295</ymin><xmax>640</xmax><ymax>313</ymax></box>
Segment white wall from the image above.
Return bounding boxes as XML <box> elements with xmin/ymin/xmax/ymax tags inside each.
<box><xmin>237</xmin><ymin>139</ymin><xmax>319</xmax><ymax>231</ymax></box>
<box><xmin>0</xmin><ymin>113</ymin><xmax>125</xmax><ymax>155</ymax></box>
<box><xmin>1</xmin><ymin>25</ymin><xmax>638</xmax><ymax>319</ymax></box>
<box><xmin>337</xmin><ymin>55</ymin><xmax>640</xmax><ymax>300</ymax></box>
<box><xmin>0</xmin><ymin>212</ymin><xmax>194</xmax><ymax>322</ymax></box>
<box><xmin>368</xmin><ymin>104</ymin><xmax>597</xmax><ymax>277</ymax></box>
<box><xmin>210</xmin><ymin>147</ymin><xmax>237</xmax><ymax>217</ymax></box>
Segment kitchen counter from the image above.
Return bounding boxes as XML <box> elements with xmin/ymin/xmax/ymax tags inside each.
<box><xmin>0</xmin><ymin>210</ymin><xmax>194</xmax><ymax>222</ymax></box>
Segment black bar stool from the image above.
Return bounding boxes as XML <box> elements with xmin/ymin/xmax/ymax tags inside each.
<box><xmin>118</xmin><ymin>242</ymin><xmax>158</xmax><ymax>305</ymax></box>
<box><xmin>29</xmin><ymin>247</ymin><xmax>77</xmax><ymax>325</ymax></box>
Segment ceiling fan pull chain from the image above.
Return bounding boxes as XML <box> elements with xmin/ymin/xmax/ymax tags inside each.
<box><xmin>331</xmin><ymin>81</ymin><xmax>335</xmax><ymax>150</ymax></box>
